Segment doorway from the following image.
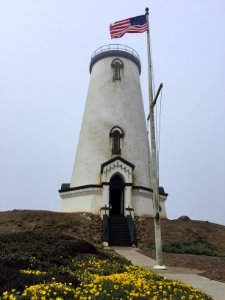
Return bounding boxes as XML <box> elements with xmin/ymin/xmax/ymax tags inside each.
<box><xmin>109</xmin><ymin>175</ymin><xmax>124</xmax><ymax>215</ymax></box>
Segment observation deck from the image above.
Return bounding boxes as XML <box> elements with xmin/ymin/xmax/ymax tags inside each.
<box><xmin>89</xmin><ymin>44</ymin><xmax>141</xmax><ymax>74</ymax></box>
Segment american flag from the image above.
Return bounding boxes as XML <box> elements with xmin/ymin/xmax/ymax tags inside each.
<box><xmin>110</xmin><ymin>15</ymin><xmax>148</xmax><ymax>39</ymax></box>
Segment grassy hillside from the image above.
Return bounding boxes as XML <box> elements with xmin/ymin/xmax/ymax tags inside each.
<box><xmin>0</xmin><ymin>210</ymin><xmax>225</xmax><ymax>253</ymax></box>
<box><xmin>0</xmin><ymin>210</ymin><xmax>224</xmax><ymax>284</ymax></box>
<box><xmin>0</xmin><ymin>231</ymin><xmax>213</xmax><ymax>300</ymax></box>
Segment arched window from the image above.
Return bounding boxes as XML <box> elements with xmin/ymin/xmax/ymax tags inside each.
<box><xmin>111</xmin><ymin>58</ymin><xmax>123</xmax><ymax>81</ymax></box>
<box><xmin>110</xmin><ymin>126</ymin><xmax>124</xmax><ymax>155</ymax></box>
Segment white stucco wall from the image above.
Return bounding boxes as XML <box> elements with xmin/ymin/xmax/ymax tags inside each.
<box><xmin>60</xmin><ymin>191</ymin><xmax>102</xmax><ymax>214</ymax></box>
<box><xmin>60</xmin><ymin>48</ymin><xmax>167</xmax><ymax>217</ymax></box>
<box><xmin>60</xmin><ymin>186</ymin><xmax>167</xmax><ymax>218</ymax></box>
<box><xmin>70</xmin><ymin>54</ymin><xmax>150</xmax><ymax>188</ymax></box>
<box><xmin>132</xmin><ymin>191</ymin><xmax>167</xmax><ymax>218</ymax></box>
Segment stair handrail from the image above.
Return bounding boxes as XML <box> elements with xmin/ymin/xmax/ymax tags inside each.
<box><xmin>126</xmin><ymin>206</ymin><xmax>137</xmax><ymax>246</ymax></box>
<box><xmin>102</xmin><ymin>207</ymin><xmax>109</xmax><ymax>243</ymax></box>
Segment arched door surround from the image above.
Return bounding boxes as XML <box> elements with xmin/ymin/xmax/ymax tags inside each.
<box><xmin>101</xmin><ymin>157</ymin><xmax>134</xmax><ymax>217</ymax></box>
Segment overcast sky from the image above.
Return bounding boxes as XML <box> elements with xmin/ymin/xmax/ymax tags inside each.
<box><xmin>0</xmin><ymin>1</ymin><xmax>225</xmax><ymax>225</ymax></box>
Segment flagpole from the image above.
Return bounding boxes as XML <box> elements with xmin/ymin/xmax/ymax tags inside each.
<box><xmin>145</xmin><ymin>7</ymin><xmax>166</xmax><ymax>269</ymax></box>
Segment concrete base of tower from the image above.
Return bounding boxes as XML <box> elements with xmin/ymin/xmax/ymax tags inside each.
<box><xmin>59</xmin><ymin>185</ymin><xmax>167</xmax><ymax>218</ymax></box>
<box><xmin>59</xmin><ymin>186</ymin><xmax>102</xmax><ymax>213</ymax></box>
<box><xmin>132</xmin><ymin>192</ymin><xmax>167</xmax><ymax>219</ymax></box>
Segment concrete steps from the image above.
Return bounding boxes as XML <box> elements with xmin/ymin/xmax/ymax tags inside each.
<box><xmin>108</xmin><ymin>215</ymin><xmax>131</xmax><ymax>246</ymax></box>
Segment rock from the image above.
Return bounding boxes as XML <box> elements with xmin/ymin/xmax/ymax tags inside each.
<box><xmin>178</xmin><ymin>216</ymin><xmax>191</xmax><ymax>221</ymax></box>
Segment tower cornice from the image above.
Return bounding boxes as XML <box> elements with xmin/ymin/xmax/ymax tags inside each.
<box><xmin>89</xmin><ymin>44</ymin><xmax>141</xmax><ymax>74</ymax></box>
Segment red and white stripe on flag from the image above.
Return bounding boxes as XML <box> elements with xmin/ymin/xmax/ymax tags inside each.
<box><xmin>110</xmin><ymin>16</ymin><xmax>148</xmax><ymax>39</ymax></box>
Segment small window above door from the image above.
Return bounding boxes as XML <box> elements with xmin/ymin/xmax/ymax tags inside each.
<box><xmin>110</xmin><ymin>126</ymin><xmax>124</xmax><ymax>155</ymax></box>
<box><xmin>111</xmin><ymin>58</ymin><xmax>123</xmax><ymax>81</ymax></box>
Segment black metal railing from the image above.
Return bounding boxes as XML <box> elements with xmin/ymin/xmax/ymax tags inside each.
<box><xmin>91</xmin><ymin>44</ymin><xmax>140</xmax><ymax>61</ymax></box>
<box><xmin>126</xmin><ymin>207</ymin><xmax>137</xmax><ymax>246</ymax></box>
<box><xmin>101</xmin><ymin>206</ymin><xmax>110</xmax><ymax>243</ymax></box>
<box><xmin>102</xmin><ymin>214</ymin><xmax>109</xmax><ymax>243</ymax></box>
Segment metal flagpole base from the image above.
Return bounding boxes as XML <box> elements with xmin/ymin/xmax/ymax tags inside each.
<box><xmin>153</xmin><ymin>265</ymin><xmax>167</xmax><ymax>270</ymax></box>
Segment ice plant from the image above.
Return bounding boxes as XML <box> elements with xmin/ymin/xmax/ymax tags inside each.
<box><xmin>1</xmin><ymin>254</ymin><xmax>213</xmax><ymax>300</ymax></box>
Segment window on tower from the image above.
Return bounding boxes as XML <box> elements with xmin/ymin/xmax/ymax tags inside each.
<box><xmin>111</xmin><ymin>58</ymin><xmax>123</xmax><ymax>81</ymax></box>
<box><xmin>110</xmin><ymin>126</ymin><xmax>124</xmax><ymax>155</ymax></box>
<box><xmin>112</xmin><ymin>130</ymin><xmax>120</xmax><ymax>154</ymax></box>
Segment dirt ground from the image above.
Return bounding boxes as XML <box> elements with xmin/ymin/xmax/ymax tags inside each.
<box><xmin>141</xmin><ymin>249</ymin><xmax>225</xmax><ymax>283</ymax></box>
<box><xmin>0</xmin><ymin>210</ymin><xmax>224</xmax><ymax>283</ymax></box>
<box><xmin>135</xmin><ymin>217</ymin><xmax>225</xmax><ymax>283</ymax></box>
<box><xmin>0</xmin><ymin>210</ymin><xmax>102</xmax><ymax>247</ymax></box>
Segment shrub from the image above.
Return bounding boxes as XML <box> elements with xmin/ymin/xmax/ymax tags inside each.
<box><xmin>1</xmin><ymin>255</ymin><xmax>213</xmax><ymax>300</ymax></box>
<box><xmin>0</xmin><ymin>231</ymin><xmax>95</xmax><ymax>293</ymax></box>
<box><xmin>0</xmin><ymin>263</ymin><xmax>79</xmax><ymax>294</ymax></box>
<box><xmin>150</xmin><ymin>240</ymin><xmax>225</xmax><ymax>257</ymax></box>
<box><xmin>0</xmin><ymin>263</ymin><xmax>47</xmax><ymax>294</ymax></box>
<box><xmin>0</xmin><ymin>231</ymin><xmax>97</xmax><ymax>270</ymax></box>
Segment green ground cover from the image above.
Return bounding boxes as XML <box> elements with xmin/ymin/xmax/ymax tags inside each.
<box><xmin>150</xmin><ymin>240</ymin><xmax>225</xmax><ymax>257</ymax></box>
<box><xmin>0</xmin><ymin>232</ymin><xmax>213</xmax><ymax>299</ymax></box>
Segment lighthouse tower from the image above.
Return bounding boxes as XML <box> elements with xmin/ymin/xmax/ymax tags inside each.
<box><xmin>59</xmin><ymin>45</ymin><xmax>167</xmax><ymax>220</ymax></box>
